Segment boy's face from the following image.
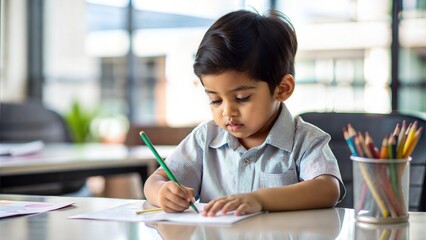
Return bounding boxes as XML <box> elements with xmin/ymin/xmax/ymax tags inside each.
<box><xmin>202</xmin><ymin>70</ymin><xmax>282</xmax><ymax>148</ymax></box>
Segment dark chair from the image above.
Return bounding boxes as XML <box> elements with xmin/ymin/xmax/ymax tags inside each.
<box><xmin>125</xmin><ymin>125</ymin><xmax>194</xmax><ymax>146</ymax></box>
<box><xmin>0</xmin><ymin>101</ymin><xmax>87</xmax><ymax>195</ymax></box>
<box><xmin>298</xmin><ymin>112</ymin><xmax>426</xmax><ymax>211</ymax></box>
<box><xmin>0</xmin><ymin>101</ymin><xmax>71</xmax><ymax>142</ymax></box>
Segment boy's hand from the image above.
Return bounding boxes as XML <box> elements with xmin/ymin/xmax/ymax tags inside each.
<box><xmin>202</xmin><ymin>193</ymin><xmax>262</xmax><ymax>216</ymax></box>
<box><xmin>158</xmin><ymin>181</ymin><xmax>195</xmax><ymax>213</ymax></box>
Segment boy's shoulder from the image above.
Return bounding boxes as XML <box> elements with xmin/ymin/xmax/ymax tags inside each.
<box><xmin>291</xmin><ymin>116</ymin><xmax>334</xmax><ymax>160</ymax></box>
<box><xmin>294</xmin><ymin>116</ymin><xmax>331</xmax><ymax>141</ymax></box>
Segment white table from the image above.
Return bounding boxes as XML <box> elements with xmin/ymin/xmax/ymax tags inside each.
<box><xmin>0</xmin><ymin>143</ymin><xmax>175</xmax><ymax>191</ymax></box>
<box><xmin>0</xmin><ymin>194</ymin><xmax>425</xmax><ymax>240</ymax></box>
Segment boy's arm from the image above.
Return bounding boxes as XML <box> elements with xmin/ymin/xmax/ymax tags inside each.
<box><xmin>203</xmin><ymin>175</ymin><xmax>340</xmax><ymax>216</ymax></box>
<box><xmin>144</xmin><ymin>170</ymin><xmax>169</xmax><ymax>206</ymax></box>
<box><xmin>254</xmin><ymin>175</ymin><xmax>340</xmax><ymax>211</ymax></box>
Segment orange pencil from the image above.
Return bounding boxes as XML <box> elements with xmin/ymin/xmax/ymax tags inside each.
<box><xmin>380</xmin><ymin>136</ymin><xmax>388</xmax><ymax>159</ymax></box>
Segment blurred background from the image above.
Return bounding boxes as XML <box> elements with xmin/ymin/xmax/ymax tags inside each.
<box><xmin>1</xmin><ymin>0</ymin><xmax>425</xmax><ymax>142</ymax></box>
<box><xmin>0</xmin><ymin>0</ymin><xmax>425</xmax><ymax>199</ymax></box>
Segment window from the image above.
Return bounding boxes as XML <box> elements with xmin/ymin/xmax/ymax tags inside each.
<box><xmin>399</xmin><ymin>0</ymin><xmax>426</xmax><ymax>114</ymax></box>
<box><xmin>9</xmin><ymin>0</ymin><xmax>422</xmax><ymax>138</ymax></box>
<box><xmin>277</xmin><ymin>0</ymin><xmax>425</xmax><ymax>116</ymax></box>
<box><xmin>42</xmin><ymin>0</ymin><xmax>270</xmax><ymax>127</ymax></box>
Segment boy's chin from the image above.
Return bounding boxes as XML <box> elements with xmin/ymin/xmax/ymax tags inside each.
<box><xmin>226</xmin><ymin>131</ymin><xmax>250</xmax><ymax>139</ymax></box>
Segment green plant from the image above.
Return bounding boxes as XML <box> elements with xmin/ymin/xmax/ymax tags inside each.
<box><xmin>65</xmin><ymin>101</ymin><xmax>94</xmax><ymax>143</ymax></box>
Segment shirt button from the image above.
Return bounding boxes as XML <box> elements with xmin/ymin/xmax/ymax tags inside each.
<box><xmin>243</xmin><ymin>159</ymin><xmax>250</xmax><ymax>166</ymax></box>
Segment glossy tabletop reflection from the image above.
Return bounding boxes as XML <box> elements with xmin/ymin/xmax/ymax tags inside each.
<box><xmin>1</xmin><ymin>194</ymin><xmax>425</xmax><ymax>240</ymax></box>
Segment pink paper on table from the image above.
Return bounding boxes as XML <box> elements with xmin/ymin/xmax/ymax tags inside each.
<box><xmin>0</xmin><ymin>200</ymin><xmax>74</xmax><ymax>218</ymax></box>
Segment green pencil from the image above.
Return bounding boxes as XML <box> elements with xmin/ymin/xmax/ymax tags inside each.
<box><xmin>139</xmin><ymin>131</ymin><xmax>199</xmax><ymax>213</ymax></box>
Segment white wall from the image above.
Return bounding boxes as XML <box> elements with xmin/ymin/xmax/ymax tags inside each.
<box><xmin>1</xmin><ymin>0</ymin><xmax>27</xmax><ymax>102</ymax></box>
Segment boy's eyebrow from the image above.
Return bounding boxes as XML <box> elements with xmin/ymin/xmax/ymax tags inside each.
<box><xmin>205</xmin><ymin>85</ymin><xmax>256</xmax><ymax>94</ymax></box>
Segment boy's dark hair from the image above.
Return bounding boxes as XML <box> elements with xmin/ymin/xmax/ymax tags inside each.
<box><xmin>193</xmin><ymin>10</ymin><xmax>297</xmax><ymax>94</ymax></box>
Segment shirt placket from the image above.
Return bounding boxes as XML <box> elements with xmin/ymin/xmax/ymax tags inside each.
<box><xmin>238</xmin><ymin>151</ymin><xmax>255</xmax><ymax>193</ymax></box>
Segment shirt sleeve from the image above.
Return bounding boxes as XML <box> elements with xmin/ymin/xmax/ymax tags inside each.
<box><xmin>296</xmin><ymin>130</ymin><xmax>346</xmax><ymax>202</ymax></box>
<box><xmin>160</xmin><ymin>125</ymin><xmax>205</xmax><ymax>197</ymax></box>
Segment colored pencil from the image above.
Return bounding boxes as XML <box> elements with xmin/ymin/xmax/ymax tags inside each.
<box><xmin>380</xmin><ymin>136</ymin><xmax>388</xmax><ymax>159</ymax></box>
<box><xmin>388</xmin><ymin>134</ymin><xmax>397</xmax><ymax>159</ymax></box>
<box><xmin>358</xmin><ymin>132</ymin><xmax>373</xmax><ymax>158</ymax></box>
<box><xmin>136</xmin><ymin>207</ymin><xmax>163</xmax><ymax>214</ymax></box>
<box><xmin>359</xmin><ymin>162</ymin><xmax>389</xmax><ymax>217</ymax></box>
<box><xmin>403</xmin><ymin>127</ymin><xmax>423</xmax><ymax>158</ymax></box>
<box><xmin>343</xmin><ymin>128</ymin><xmax>357</xmax><ymax>156</ymax></box>
<box><xmin>343</xmin><ymin>120</ymin><xmax>423</xmax><ymax>219</ymax></box>
<box><xmin>396</xmin><ymin>121</ymin><xmax>406</xmax><ymax>159</ymax></box>
<box><xmin>139</xmin><ymin>131</ymin><xmax>199</xmax><ymax>213</ymax></box>
<box><xmin>388</xmin><ymin>135</ymin><xmax>398</xmax><ymax>195</ymax></box>
<box><xmin>365</xmin><ymin>132</ymin><xmax>380</xmax><ymax>159</ymax></box>
<box><xmin>403</xmin><ymin>121</ymin><xmax>417</xmax><ymax>156</ymax></box>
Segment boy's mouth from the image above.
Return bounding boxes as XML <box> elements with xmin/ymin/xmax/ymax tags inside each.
<box><xmin>226</xmin><ymin>122</ymin><xmax>243</xmax><ymax>131</ymax></box>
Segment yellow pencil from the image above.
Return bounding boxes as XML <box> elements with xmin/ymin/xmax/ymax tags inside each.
<box><xmin>403</xmin><ymin>127</ymin><xmax>423</xmax><ymax>158</ymax></box>
<box><xmin>359</xmin><ymin>162</ymin><xmax>389</xmax><ymax>217</ymax></box>
<box><xmin>136</xmin><ymin>207</ymin><xmax>163</xmax><ymax>214</ymax></box>
<box><xmin>403</xmin><ymin>121</ymin><xmax>417</xmax><ymax>156</ymax></box>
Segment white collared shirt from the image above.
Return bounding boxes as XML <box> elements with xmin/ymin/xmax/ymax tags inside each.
<box><xmin>164</xmin><ymin>104</ymin><xmax>345</xmax><ymax>203</ymax></box>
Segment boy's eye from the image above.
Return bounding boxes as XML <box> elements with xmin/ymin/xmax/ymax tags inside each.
<box><xmin>209</xmin><ymin>99</ymin><xmax>222</xmax><ymax>105</ymax></box>
<box><xmin>236</xmin><ymin>95</ymin><xmax>251</xmax><ymax>103</ymax></box>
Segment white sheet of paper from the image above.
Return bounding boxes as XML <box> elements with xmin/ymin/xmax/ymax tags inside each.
<box><xmin>69</xmin><ymin>202</ymin><xmax>263</xmax><ymax>225</ymax></box>
<box><xmin>0</xmin><ymin>200</ymin><xmax>74</xmax><ymax>218</ymax></box>
<box><xmin>0</xmin><ymin>140</ymin><xmax>45</xmax><ymax>156</ymax></box>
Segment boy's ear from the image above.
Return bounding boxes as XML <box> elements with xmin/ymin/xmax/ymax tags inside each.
<box><xmin>275</xmin><ymin>74</ymin><xmax>295</xmax><ymax>101</ymax></box>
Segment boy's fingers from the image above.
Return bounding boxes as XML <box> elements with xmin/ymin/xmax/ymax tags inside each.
<box><xmin>184</xmin><ymin>188</ymin><xmax>196</xmax><ymax>202</ymax></box>
<box><xmin>233</xmin><ymin>203</ymin><xmax>251</xmax><ymax>216</ymax></box>
<box><xmin>204</xmin><ymin>196</ymin><xmax>225</xmax><ymax>210</ymax></box>
<box><xmin>161</xmin><ymin>194</ymin><xmax>189</xmax><ymax>212</ymax></box>
<box><xmin>168</xmin><ymin>188</ymin><xmax>191</xmax><ymax>207</ymax></box>
<box><xmin>206</xmin><ymin>198</ymin><xmax>230</xmax><ymax>216</ymax></box>
<box><xmin>159</xmin><ymin>182</ymin><xmax>192</xmax><ymax>211</ymax></box>
<box><xmin>168</xmin><ymin>182</ymin><xmax>188</xmax><ymax>199</ymax></box>
<box><xmin>221</xmin><ymin>199</ymin><xmax>239</xmax><ymax>214</ymax></box>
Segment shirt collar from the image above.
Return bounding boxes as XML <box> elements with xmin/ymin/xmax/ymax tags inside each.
<box><xmin>265</xmin><ymin>103</ymin><xmax>294</xmax><ymax>152</ymax></box>
<box><xmin>209</xmin><ymin>103</ymin><xmax>295</xmax><ymax>152</ymax></box>
<box><xmin>210</xmin><ymin>128</ymin><xmax>239</xmax><ymax>150</ymax></box>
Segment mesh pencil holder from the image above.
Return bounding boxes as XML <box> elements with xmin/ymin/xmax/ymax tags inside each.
<box><xmin>355</xmin><ymin>221</ymin><xmax>409</xmax><ymax>240</ymax></box>
<box><xmin>351</xmin><ymin>156</ymin><xmax>411</xmax><ymax>224</ymax></box>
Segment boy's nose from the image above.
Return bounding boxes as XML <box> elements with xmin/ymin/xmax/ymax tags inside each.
<box><xmin>222</xmin><ymin>102</ymin><xmax>238</xmax><ymax>117</ymax></box>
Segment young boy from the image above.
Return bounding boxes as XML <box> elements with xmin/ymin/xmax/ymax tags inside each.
<box><xmin>144</xmin><ymin>10</ymin><xmax>345</xmax><ymax>216</ymax></box>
